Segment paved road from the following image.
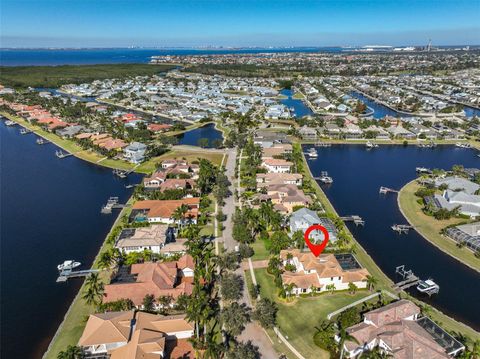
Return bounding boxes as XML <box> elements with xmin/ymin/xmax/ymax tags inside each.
<box><xmin>219</xmin><ymin>148</ymin><xmax>278</xmax><ymax>358</ymax></box>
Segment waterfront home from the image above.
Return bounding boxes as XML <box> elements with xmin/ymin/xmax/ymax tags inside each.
<box><xmin>160</xmin><ymin>237</ymin><xmax>188</xmax><ymax>257</ymax></box>
<box><xmin>148</xmin><ymin>123</ymin><xmax>173</xmax><ymax>132</ymax></box>
<box><xmin>298</xmin><ymin>126</ymin><xmax>318</xmax><ymax>140</ymax></box>
<box><xmin>446</xmin><ymin>222</ymin><xmax>480</xmax><ymax>252</ymax></box>
<box><xmin>343</xmin><ymin>123</ymin><xmax>363</xmax><ymax>140</ymax></box>
<box><xmin>79</xmin><ymin>311</ymin><xmax>194</xmax><ymax>358</ymax></box>
<box><xmin>115</xmin><ymin>224</ymin><xmax>173</xmax><ymax>254</ymax></box>
<box><xmin>279</xmin><ymin>249</ymin><xmax>368</xmax><ymax>295</ymax></box>
<box><xmin>143</xmin><ymin>161</ymin><xmax>198</xmax><ymax>189</ymax></box>
<box><xmin>55</xmin><ymin>125</ymin><xmax>86</xmax><ymax>138</ymax></box>
<box><xmin>340</xmin><ymin>300</ymin><xmax>464</xmax><ymax>358</ymax></box>
<box><xmin>124</xmin><ymin>141</ymin><xmax>147</xmax><ymax>164</ymax></box>
<box><xmin>434</xmin><ymin>177</ymin><xmax>480</xmax><ymax>195</ymax></box>
<box><xmin>289</xmin><ymin>208</ymin><xmax>336</xmax><ymax>243</ymax></box>
<box><xmin>364</xmin><ymin>125</ymin><xmax>391</xmax><ymax>140</ymax></box>
<box><xmin>261</xmin><ymin>158</ymin><xmax>293</xmax><ymax>173</ymax></box>
<box><xmin>386</xmin><ymin>125</ymin><xmax>415</xmax><ymax>139</ymax></box>
<box><xmin>256</xmin><ymin>172</ymin><xmax>303</xmax><ymax>187</ymax></box>
<box><xmin>322</xmin><ymin>123</ymin><xmax>342</xmax><ymax>139</ymax></box>
<box><xmin>257</xmin><ymin>184</ymin><xmax>311</xmax><ymax>214</ymax></box>
<box><xmin>409</xmin><ymin>123</ymin><xmax>439</xmax><ymax>139</ymax></box>
<box><xmin>261</xmin><ymin>143</ymin><xmax>293</xmax><ymax>159</ymax></box>
<box><xmin>432</xmin><ymin>190</ymin><xmax>480</xmax><ymax>218</ymax></box>
<box><xmin>157</xmin><ymin>178</ymin><xmax>197</xmax><ymax>192</ymax></box>
<box><xmin>131</xmin><ymin>198</ymin><xmax>200</xmax><ymax>224</ymax></box>
<box><xmin>103</xmin><ymin>255</ymin><xmax>194</xmax><ymax>307</ymax></box>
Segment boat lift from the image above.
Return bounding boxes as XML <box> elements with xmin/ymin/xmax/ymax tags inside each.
<box><xmin>57</xmin><ymin>269</ymin><xmax>99</xmax><ymax>283</ymax></box>
<box><xmin>379</xmin><ymin>186</ymin><xmax>399</xmax><ymax>194</ymax></box>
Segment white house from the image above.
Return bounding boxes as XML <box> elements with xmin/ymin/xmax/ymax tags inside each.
<box><xmin>261</xmin><ymin>158</ymin><xmax>293</xmax><ymax>173</ymax></box>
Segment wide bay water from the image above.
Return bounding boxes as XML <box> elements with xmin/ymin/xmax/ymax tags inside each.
<box><xmin>304</xmin><ymin>144</ymin><xmax>480</xmax><ymax>329</ymax></box>
<box><xmin>0</xmin><ymin>120</ymin><xmax>141</xmax><ymax>358</ymax></box>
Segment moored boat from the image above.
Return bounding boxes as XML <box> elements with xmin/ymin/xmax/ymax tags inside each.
<box><xmin>57</xmin><ymin>260</ymin><xmax>81</xmax><ymax>272</ymax></box>
<box><xmin>416</xmin><ymin>279</ymin><xmax>440</xmax><ymax>294</ymax></box>
<box><xmin>455</xmin><ymin>142</ymin><xmax>471</xmax><ymax>149</ymax></box>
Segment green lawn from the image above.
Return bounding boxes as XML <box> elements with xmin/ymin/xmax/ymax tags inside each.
<box><xmin>251</xmin><ymin>239</ymin><xmax>270</xmax><ymax>260</ymax></box>
<box><xmin>44</xmin><ymin>205</ymin><xmax>133</xmax><ymax>359</ymax></box>
<box><xmin>255</xmin><ymin>268</ymin><xmax>370</xmax><ymax>358</ymax></box>
<box><xmin>398</xmin><ymin>181</ymin><xmax>480</xmax><ymax>272</ymax></box>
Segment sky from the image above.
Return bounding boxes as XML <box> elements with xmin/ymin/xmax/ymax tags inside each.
<box><xmin>1</xmin><ymin>0</ymin><xmax>479</xmax><ymax>48</ymax></box>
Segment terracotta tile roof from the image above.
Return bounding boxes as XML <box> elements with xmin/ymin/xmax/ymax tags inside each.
<box><xmin>132</xmin><ymin>199</ymin><xmax>200</xmax><ymax>220</ymax></box>
<box><xmin>78</xmin><ymin>311</ymin><xmax>133</xmax><ymax>346</ymax></box>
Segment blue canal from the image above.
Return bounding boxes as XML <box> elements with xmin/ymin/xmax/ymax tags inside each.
<box><xmin>0</xmin><ymin>120</ymin><xmax>141</xmax><ymax>359</ymax></box>
<box><xmin>304</xmin><ymin>144</ymin><xmax>480</xmax><ymax>330</ymax></box>
<box><xmin>280</xmin><ymin>89</ymin><xmax>314</xmax><ymax>118</ymax></box>
<box><xmin>176</xmin><ymin>123</ymin><xmax>224</xmax><ymax>148</ymax></box>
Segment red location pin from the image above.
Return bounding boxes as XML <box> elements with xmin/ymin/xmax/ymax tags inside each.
<box><xmin>304</xmin><ymin>225</ymin><xmax>329</xmax><ymax>257</ymax></box>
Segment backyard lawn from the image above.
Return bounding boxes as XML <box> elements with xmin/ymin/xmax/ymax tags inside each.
<box><xmin>254</xmin><ymin>268</ymin><xmax>371</xmax><ymax>359</ymax></box>
<box><xmin>398</xmin><ymin>180</ymin><xmax>479</xmax><ymax>272</ymax></box>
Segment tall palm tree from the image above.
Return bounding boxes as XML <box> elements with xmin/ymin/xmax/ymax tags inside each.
<box><xmin>57</xmin><ymin>345</ymin><xmax>82</xmax><ymax>359</ymax></box>
<box><xmin>338</xmin><ymin>327</ymin><xmax>359</xmax><ymax>359</ymax></box>
<box><xmin>365</xmin><ymin>275</ymin><xmax>378</xmax><ymax>291</ymax></box>
<box><xmin>173</xmin><ymin>204</ymin><xmax>189</xmax><ymax>227</ymax></box>
<box><xmin>82</xmin><ymin>273</ymin><xmax>104</xmax><ymax>307</ymax></box>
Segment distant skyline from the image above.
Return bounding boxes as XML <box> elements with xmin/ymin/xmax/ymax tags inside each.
<box><xmin>1</xmin><ymin>0</ymin><xmax>479</xmax><ymax>48</ymax></box>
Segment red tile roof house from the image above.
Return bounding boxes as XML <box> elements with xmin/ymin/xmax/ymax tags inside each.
<box><xmin>103</xmin><ymin>255</ymin><xmax>195</xmax><ymax>309</ymax></box>
<box><xmin>131</xmin><ymin>198</ymin><xmax>200</xmax><ymax>225</ymax></box>
<box><xmin>340</xmin><ymin>299</ymin><xmax>465</xmax><ymax>358</ymax></box>
<box><xmin>148</xmin><ymin>123</ymin><xmax>173</xmax><ymax>133</ymax></box>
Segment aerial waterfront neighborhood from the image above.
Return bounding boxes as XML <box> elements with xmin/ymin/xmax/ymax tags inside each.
<box><xmin>2</xmin><ymin>1</ymin><xmax>480</xmax><ymax>358</ymax></box>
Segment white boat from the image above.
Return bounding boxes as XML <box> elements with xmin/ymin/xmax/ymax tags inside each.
<box><xmin>415</xmin><ymin>167</ymin><xmax>431</xmax><ymax>174</ymax></box>
<box><xmin>319</xmin><ymin>176</ymin><xmax>333</xmax><ymax>184</ymax></box>
<box><xmin>366</xmin><ymin>141</ymin><xmax>378</xmax><ymax>148</ymax></box>
<box><xmin>416</xmin><ymin>279</ymin><xmax>440</xmax><ymax>294</ymax></box>
<box><xmin>5</xmin><ymin>120</ymin><xmax>16</xmax><ymax>126</ymax></box>
<box><xmin>307</xmin><ymin>148</ymin><xmax>318</xmax><ymax>158</ymax></box>
<box><xmin>455</xmin><ymin>142</ymin><xmax>471</xmax><ymax>149</ymax></box>
<box><xmin>57</xmin><ymin>260</ymin><xmax>81</xmax><ymax>271</ymax></box>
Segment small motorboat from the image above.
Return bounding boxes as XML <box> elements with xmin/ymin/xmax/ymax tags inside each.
<box><xmin>415</xmin><ymin>167</ymin><xmax>431</xmax><ymax>174</ymax></box>
<box><xmin>307</xmin><ymin>148</ymin><xmax>318</xmax><ymax>158</ymax></box>
<box><xmin>318</xmin><ymin>171</ymin><xmax>333</xmax><ymax>184</ymax></box>
<box><xmin>366</xmin><ymin>141</ymin><xmax>378</xmax><ymax>148</ymax></box>
<box><xmin>455</xmin><ymin>142</ymin><xmax>471</xmax><ymax>149</ymax></box>
<box><xmin>5</xmin><ymin>120</ymin><xmax>16</xmax><ymax>126</ymax></box>
<box><xmin>57</xmin><ymin>260</ymin><xmax>81</xmax><ymax>272</ymax></box>
<box><xmin>416</xmin><ymin>279</ymin><xmax>440</xmax><ymax>294</ymax></box>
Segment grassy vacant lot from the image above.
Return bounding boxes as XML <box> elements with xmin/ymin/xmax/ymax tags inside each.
<box><xmin>255</xmin><ymin>268</ymin><xmax>370</xmax><ymax>358</ymax></box>
<box><xmin>0</xmin><ymin>63</ymin><xmax>176</xmax><ymax>88</ymax></box>
<box><xmin>136</xmin><ymin>148</ymin><xmax>225</xmax><ymax>174</ymax></box>
<box><xmin>398</xmin><ymin>180</ymin><xmax>480</xmax><ymax>272</ymax></box>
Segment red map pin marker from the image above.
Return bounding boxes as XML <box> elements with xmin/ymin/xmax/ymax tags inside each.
<box><xmin>304</xmin><ymin>224</ymin><xmax>329</xmax><ymax>257</ymax></box>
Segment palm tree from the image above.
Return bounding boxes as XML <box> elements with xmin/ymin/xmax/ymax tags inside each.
<box><xmin>348</xmin><ymin>282</ymin><xmax>358</xmax><ymax>294</ymax></box>
<box><xmin>98</xmin><ymin>251</ymin><xmax>113</xmax><ymax>270</ymax></box>
<box><xmin>326</xmin><ymin>283</ymin><xmax>336</xmax><ymax>294</ymax></box>
<box><xmin>57</xmin><ymin>345</ymin><xmax>82</xmax><ymax>359</ymax></box>
<box><xmin>285</xmin><ymin>283</ymin><xmax>297</xmax><ymax>299</ymax></box>
<box><xmin>338</xmin><ymin>327</ymin><xmax>359</xmax><ymax>359</ymax></box>
<box><xmin>173</xmin><ymin>204</ymin><xmax>189</xmax><ymax>227</ymax></box>
<box><xmin>82</xmin><ymin>273</ymin><xmax>104</xmax><ymax>307</ymax></box>
<box><xmin>360</xmin><ymin>346</ymin><xmax>393</xmax><ymax>358</ymax></box>
<box><xmin>158</xmin><ymin>295</ymin><xmax>173</xmax><ymax>314</ymax></box>
<box><xmin>365</xmin><ymin>275</ymin><xmax>378</xmax><ymax>291</ymax></box>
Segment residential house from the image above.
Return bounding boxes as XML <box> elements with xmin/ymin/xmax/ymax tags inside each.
<box><xmin>256</xmin><ymin>172</ymin><xmax>303</xmax><ymax>188</ymax></box>
<box><xmin>103</xmin><ymin>255</ymin><xmax>195</xmax><ymax>307</ymax></box>
<box><xmin>115</xmin><ymin>224</ymin><xmax>174</xmax><ymax>254</ymax></box>
<box><xmin>261</xmin><ymin>158</ymin><xmax>293</xmax><ymax>173</ymax></box>
<box><xmin>124</xmin><ymin>142</ymin><xmax>147</xmax><ymax>164</ymax></box>
<box><xmin>79</xmin><ymin>311</ymin><xmax>194</xmax><ymax>359</ymax></box>
<box><xmin>131</xmin><ymin>198</ymin><xmax>200</xmax><ymax>224</ymax></box>
<box><xmin>341</xmin><ymin>300</ymin><xmax>464</xmax><ymax>358</ymax></box>
<box><xmin>279</xmin><ymin>249</ymin><xmax>369</xmax><ymax>295</ymax></box>
<box><xmin>289</xmin><ymin>207</ymin><xmax>336</xmax><ymax>243</ymax></box>
<box><xmin>257</xmin><ymin>184</ymin><xmax>311</xmax><ymax>214</ymax></box>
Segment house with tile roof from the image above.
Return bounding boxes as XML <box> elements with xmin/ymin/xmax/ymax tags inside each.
<box><xmin>341</xmin><ymin>300</ymin><xmax>465</xmax><ymax>358</ymax></box>
<box><xmin>131</xmin><ymin>198</ymin><xmax>200</xmax><ymax>224</ymax></box>
<box><xmin>279</xmin><ymin>249</ymin><xmax>368</xmax><ymax>295</ymax></box>
<box><xmin>79</xmin><ymin>311</ymin><xmax>194</xmax><ymax>359</ymax></box>
<box><xmin>103</xmin><ymin>255</ymin><xmax>194</xmax><ymax>307</ymax></box>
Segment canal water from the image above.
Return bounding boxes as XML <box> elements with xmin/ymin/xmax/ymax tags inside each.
<box><xmin>0</xmin><ymin>121</ymin><xmax>141</xmax><ymax>359</ymax></box>
<box><xmin>304</xmin><ymin>144</ymin><xmax>480</xmax><ymax>330</ymax></box>
<box><xmin>280</xmin><ymin>89</ymin><xmax>314</xmax><ymax>118</ymax></box>
<box><xmin>176</xmin><ymin>123</ymin><xmax>224</xmax><ymax>148</ymax></box>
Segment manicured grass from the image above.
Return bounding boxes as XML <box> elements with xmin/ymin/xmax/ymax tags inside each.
<box><xmin>251</xmin><ymin>239</ymin><xmax>270</xmax><ymax>261</ymax></box>
<box><xmin>136</xmin><ymin>149</ymin><xmax>225</xmax><ymax>174</ymax></box>
<box><xmin>0</xmin><ymin>63</ymin><xmax>176</xmax><ymax>88</ymax></box>
<box><xmin>296</xmin><ymin>142</ymin><xmax>480</xmax><ymax>340</ymax></box>
<box><xmin>292</xmin><ymin>92</ymin><xmax>305</xmax><ymax>99</ymax></box>
<box><xmin>44</xmin><ymin>205</ymin><xmax>133</xmax><ymax>359</ymax></box>
<box><xmin>398</xmin><ymin>180</ymin><xmax>480</xmax><ymax>272</ymax></box>
<box><xmin>1</xmin><ymin>112</ymin><xmax>137</xmax><ymax>171</ymax></box>
<box><xmin>255</xmin><ymin>268</ymin><xmax>370</xmax><ymax>359</ymax></box>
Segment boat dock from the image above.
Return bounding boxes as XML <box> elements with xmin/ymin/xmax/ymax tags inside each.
<box><xmin>36</xmin><ymin>138</ymin><xmax>50</xmax><ymax>145</ymax></box>
<box><xmin>392</xmin><ymin>224</ymin><xmax>413</xmax><ymax>234</ymax></box>
<box><xmin>340</xmin><ymin>215</ymin><xmax>365</xmax><ymax>226</ymax></box>
<box><xmin>20</xmin><ymin>128</ymin><xmax>33</xmax><ymax>135</ymax></box>
<box><xmin>101</xmin><ymin>196</ymin><xmax>127</xmax><ymax>214</ymax></box>
<box><xmin>379</xmin><ymin>186</ymin><xmax>399</xmax><ymax>194</ymax></box>
<box><xmin>394</xmin><ymin>265</ymin><xmax>420</xmax><ymax>291</ymax></box>
<box><xmin>56</xmin><ymin>269</ymin><xmax>99</xmax><ymax>283</ymax></box>
<box><xmin>55</xmin><ymin>150</ymin><xmax>73</xmax><ymax>159</ymax></box>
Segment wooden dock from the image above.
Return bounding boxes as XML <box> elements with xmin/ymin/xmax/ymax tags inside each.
<box><xmin>36</xmin><ymin>138</ymin><xmax>50</xmax><ymax>145</ymax></box>
<box><xmin>394</xmin><ymin>265</ymin><xmax>420</xmax><ymax>291</ymax></box>
<box><xmin>55</xmin><ymin>150</ymin><xmax>73</xmax><ymax>159</ymax></box>
<box><xmin>101</xmin><ymin>196</ymin><xmax>127</xmax><ymax>214</ymax></box>
<box><xmin>57</xmin><ymin>269</ymin><xmax>99</xmax><ymax>283</ymax></box>
<box><xmin>392</xmin><ymin>224</ymin><xmax>413</xmax><ymax>234</ymax></box>
<box><xmin>379</xmin><ymin>186</ymin><xmax>399</xmax><ymax>194</ymax></box>
<box><xmin>340</xmin><ymin>215</ymin><xmax>365</xmax><ymax>226</ymax></box>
